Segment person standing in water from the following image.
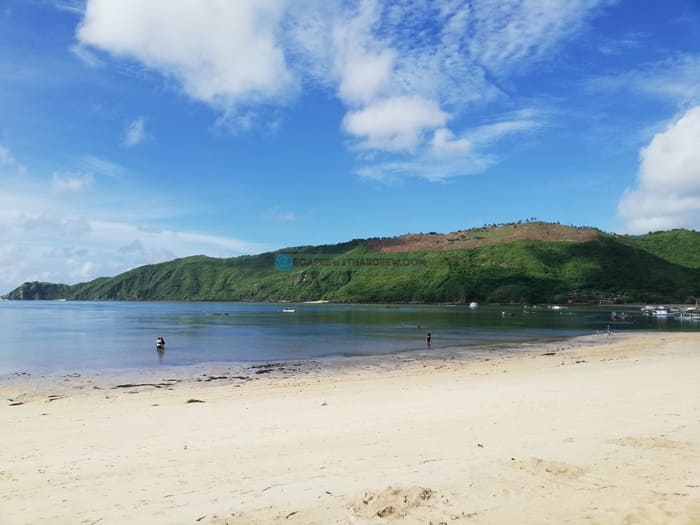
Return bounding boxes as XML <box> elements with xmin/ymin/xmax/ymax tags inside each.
<box><xmin>426</xmin><ymin>331</ymin><xmax>432</xmax><ymax>346</ymax></box>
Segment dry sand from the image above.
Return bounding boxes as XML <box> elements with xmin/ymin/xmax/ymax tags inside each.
<box><xmin>1</xmin><ymin>332</ymin><xmax>699</xmax><ymax>524</ymax></box>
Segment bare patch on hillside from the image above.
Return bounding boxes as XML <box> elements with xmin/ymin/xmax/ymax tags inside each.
<box><xmin>367</xmin><ymin>222</ymin><xmax>600</xmax><ymax>253</ymax></box>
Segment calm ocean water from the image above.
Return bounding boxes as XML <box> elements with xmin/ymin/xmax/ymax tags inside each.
<box><xmin>0</xmin><ymin>301</ymin><xmax>696</xmax><ymax>375</ymax></box>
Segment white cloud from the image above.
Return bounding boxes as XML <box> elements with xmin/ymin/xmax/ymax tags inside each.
<box><xmin>357</xmin><ymin>109</ymin><xmax>543</xmax><ymax>181</ymax></box>
<box><xmin>122</xmin><ymin>116</ymin><xmax>148</xmax><ymax>147</ymax></box>
<box><xmin>76</xmin><ymin>0</ymin><xmax>612</xmax><ymax>116</ymax></box>
<box><xmin>0</xmin><ymin>145</ymin><xmax>27</xmax><ymax>175</ymax></box>
<box><xmin>343</xmin><ymin>96</ymin><xmax>448</xmax><ymax>151</ymax></box>
<box><xmin>2</xmin><ymin>215</ymin><xmax>265</xmax><ymax>293</ymax></box>
<box><xmin>54</xmin><ymin>1</ymin><xmax>86</xmax><ymax>15</ymax></box>
<box><xmin>51</xmin><ymin>171</ymin><xmax>95</xmax><ymax>192</ymax></box>
<box><xmin>20</xmin><ymin>212</ymin><xmax>92</xmax><ymax>236</ymax></box>
<box><xmin>74</xmin><ymin>260</ymin><xmax>96</xmax><ymax>281</ymax></box>
<box><xmin>0</xmin><ymin>244</ymin><xmax>37</xmax><ymax>293</ymax></box>
<box><xmin>45</xmin><ymin>246</ymin><xmax>88</xmax><ymax>259</ymax></box>
<box><xmin>70</xmin><ymin>43</ymin><xmax>103</xmax><ymax>68</ymax></box>
<box><xmin>78</xmin><ymin>155</ymin><xmax>126</xmax><ymax>177</ymax></box>
<box><xmin>325</xmin><ymin>0</ymin><xmax>609</xmax><ymax>170</ymax></box>
<box><xmin>75</xmin><ymin>0</ymin><xmax>612</xmax><ymax>177</ymax></box>
<box><xmin>338</xmin><ymin>49</ymin><xmax>395</xmax><ymax>105</ymax></box>
<box><xmin>469</xmin><ymin>113</ymin><xmax>542</xmax><ymax>143</ymax></box>
<box><xmin>91</xmin><ymin>220</ymin><xmax>261</xmax><ymax>254</ymax></box>
<box><xmin>587</xmin><ymin>54</ymin><xmax>700</xmax><ymax>106</ymax></box>
<box><xmin>597</xmin><ymin>32</ymin><xmax>645</xmax><ymax>56</ymax></box>
<box><xmin>77</xmin><ymin>0</ymin><xmax>297</xmax><ymax>111</ymax></box>
<box><xmin>618</xmin><ymin>106</ymin><xmax>700</xmax><ymax>233</ymax></box>
<box><xmin>0</xmin><ymin>176</ymin><xmax>266</xmax><ymax>294</ymax></box>
<box><xmin>119</xmin><ymin>239</ymin><xmax>145</xmax><ymax>254</ymax></box>
<box><xmin>331</xmin><ymin>1</ymin><xmax>393</xmax><ymax>105</ymax></box>
<box><xmin>431</xmin><ymin>128</ymin><xmax>472</xmax><ymax>156</ymax></box>
<box><xmin>213</xmin><ymin>110</ymin><xmax>258</xmax><ymax>135</ymax></box>
<box><xmin>468</xmin><ymin>0</ymin><xmax>616</xmax><ymax>74</ymax></box>
<box><xmin>357</xmin><ymin>154</ymin><xmax>496</xmax><ymax>183</ymax></box>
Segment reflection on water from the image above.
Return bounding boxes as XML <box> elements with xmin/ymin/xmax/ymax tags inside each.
<box><xmin>0</xmin><ymin>301</ymin><xmax>696</xmax><ymax>374</ymax></box>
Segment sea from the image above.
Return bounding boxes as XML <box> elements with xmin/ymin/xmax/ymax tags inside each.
<box><xmin>0</xmin><ymin>301</ymin><xmax>697</xmax><ymax>375</ymax></box>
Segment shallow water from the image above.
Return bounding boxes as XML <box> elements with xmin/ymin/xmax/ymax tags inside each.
<box><xmin>0</xmin><ymin>301</ymin><xmax>695</xmax><ymax>374</ymax></box>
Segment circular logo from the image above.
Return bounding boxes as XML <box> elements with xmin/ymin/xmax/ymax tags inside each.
<box><xmin>275</xmin><ymin>253</ymin><xmax>294</xmax><ymax>272</ymax></box>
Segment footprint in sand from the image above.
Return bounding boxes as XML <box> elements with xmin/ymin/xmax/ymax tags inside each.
<box><xmin>516</xmin><ymin>458</ymin><xmax>586</xmax><ymax>480</ymax></box>
<box><xmin>350</xmin><ymin>485</ymin><xmax>438</xmax><ymax>520</ymax></box>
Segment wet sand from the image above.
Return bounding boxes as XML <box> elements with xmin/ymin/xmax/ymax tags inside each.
<box><xmin>1</xmin><ymin>332</ymin><xmax>699</xmax><ymax>524</ymax></box>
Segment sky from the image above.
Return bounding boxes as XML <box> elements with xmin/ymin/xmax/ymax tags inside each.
<box><xmin>1</xmin><ymin>0</ymin><xmax>700</xmax><ymax>293</ymax></box>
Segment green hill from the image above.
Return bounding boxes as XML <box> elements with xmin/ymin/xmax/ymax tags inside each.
<box><xmin>615</xmin><ymin>229</ymin><xmax>700</xmax><ymax>269</ymax></box>
<box><xmin>4</xmin><ymin>223</ymin><xmax>700</xmax><ymax>304</ymax></box>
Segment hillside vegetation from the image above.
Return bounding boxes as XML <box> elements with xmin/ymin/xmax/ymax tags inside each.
<box><xmin>4</xmin><ymin>222</ymin><xmax>700</xmax><ymax>304</ymax></box>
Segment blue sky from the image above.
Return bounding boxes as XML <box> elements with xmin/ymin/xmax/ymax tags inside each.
<box><xmin>1</xmin><ymin>0</ymin><xmax>700</xmax><ymax>293</ymax></box>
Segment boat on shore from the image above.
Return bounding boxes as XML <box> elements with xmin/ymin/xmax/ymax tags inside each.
<box><xmin>678</xmin><ymin>308</ymin><xmax>700</xmax><ymax>321</ymax></box>
<box><xmin>642</xmin><ymin>305</ymin><xmax>678</xmax><ymax>318</ymax></box>
<box><xmin>652</xmin><ymin>307</ymin><xmax>677</xmax><ymax>318</ymax></box>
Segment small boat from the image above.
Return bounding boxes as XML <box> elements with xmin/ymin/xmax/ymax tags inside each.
<box><xmin>678</xmin><ymin>308</ymin><xmax>700</xmax><ymax>321</ymax></box>
<box><xmin>282</xmin><ymin>308</ymin><xmax>295</xmax><ymax>313</ymax></box>
<box><xmin>468</xmin><ymin>302</ymin><xmax>479</xmax><ymax>309</ymax></box>
<box><xmin>651</xmin><ymin>306</ymin><xmax>676</xmax><ymax>318</ymax></box>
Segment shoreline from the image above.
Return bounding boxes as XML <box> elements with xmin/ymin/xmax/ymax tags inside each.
<box><xmin>3</xmin><ymin>300</ymin><xmax>696</xmax><ymax>380</ymax></box>
<box><xmin>2</xmin><ymin>332</ymin><xmax>699</xmax><ymax>524</ymax></box>
<box><xmin>1</xmin><ymin>331</ymin><xmax>622</xmax><ymax>399</ymax></box>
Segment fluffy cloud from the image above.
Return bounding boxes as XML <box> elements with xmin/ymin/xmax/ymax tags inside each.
<box><xmin>343</xmin><ymin>96</ymin><xmax>448</xmax><ymax>151</ymax></box>
<box><xmin>431</xmin><ymin>128</ymin><xmax>472</xmax><ymax>156</ymax></box>
<box><xmin>336</xmin><ymin>0</ymin><xmax>608</xmax><ymax>169</ymax></box>
<box><xmin>618</xmin><ymin>106</ymin><xmax>700</xmax><ymax>232</ymax></box>
<box><xmin>75</xmin><ymin>0</ymin><xmax>611</xmax><ymax>176</ymax></box>
<box><xmin>122</xmin><ymin>117</ymin><xmax>148</xmax><ymax>147</ymax></box>
<box><xmin>357</xmin><ymin>110</ymin><xmax>541</xmax><ymax>182</ymax></box>
<box><xmin>337</xmin><ymin>49</ymin><xmax>395</xmax><ymax>105</ymax></box>
<box><xmin>77</xmin><ymin>0</ymin><xmax>296</xmax><ymax>110</ymax></box>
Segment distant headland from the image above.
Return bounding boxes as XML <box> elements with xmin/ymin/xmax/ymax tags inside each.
<box><xmin>3</xmin><ymin>222</ymin><xmax>699</xmax><ymax>304</ymax></box>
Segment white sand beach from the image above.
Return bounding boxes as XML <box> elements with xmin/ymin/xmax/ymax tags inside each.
<box><xmin>2</xmin><ymin>332</ymin><xmax>699</xmax><ymax>524</ymax></box>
